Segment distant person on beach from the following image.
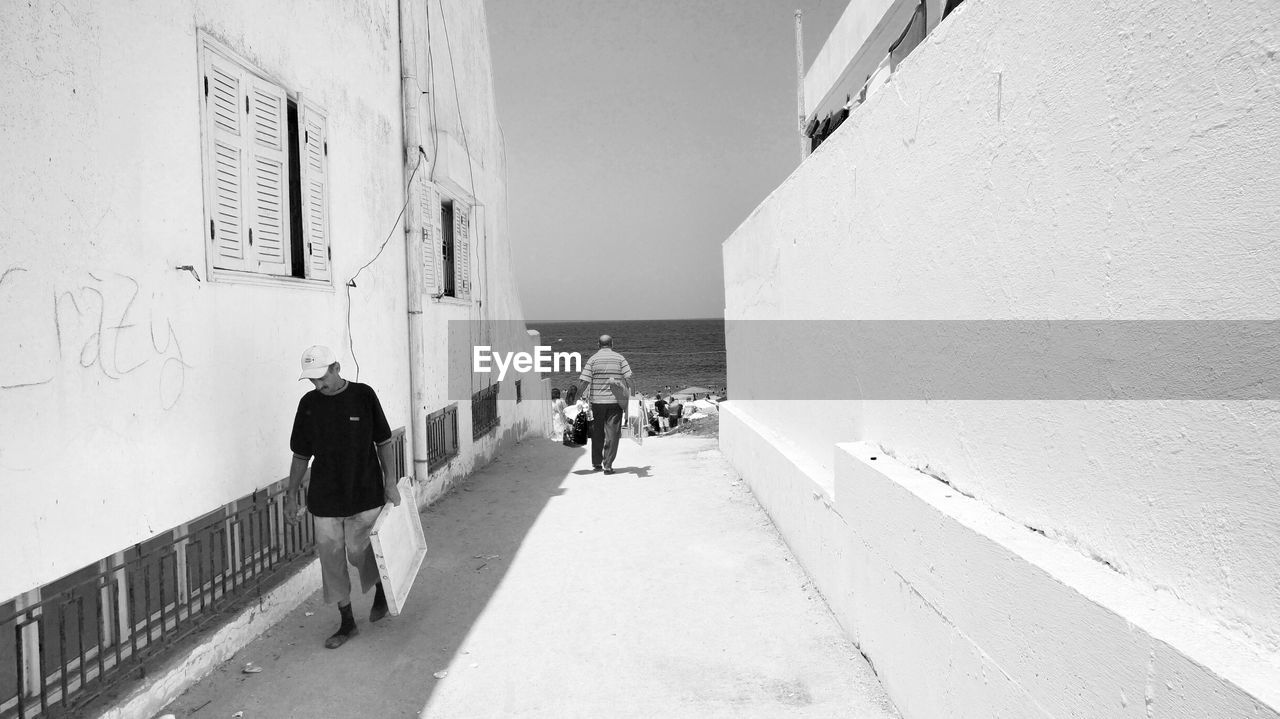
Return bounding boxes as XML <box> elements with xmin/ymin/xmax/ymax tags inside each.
<box><xmin>653</xmin><ymin>394</ymin><xmax>670</xmax><ymax>432</ymax></box>
<box><xmin>550</xmin><ymin>388</ymin><xmax>567</xmax><ymax>439</ymax></box>
<box><xmin>668</xmin><ymin>396</ymin><xmax>684</xmax><ymax>428</ymax></box>
<box><xmin>565</xmin><ymin>385</ymin><xmax>590</xmax><ymax>446</ymax></box>
<box><xmin>285</xmin><ymin>345</ymin><xmax>400</xmax><ymax>650</ymax></box>
<box><xmin>574</xmin><ymin>335</ymin><xmax>634</xmax><ymax>474</ymax></box>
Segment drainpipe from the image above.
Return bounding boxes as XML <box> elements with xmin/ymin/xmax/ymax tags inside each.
<box><xmin>795</xmin><ymin>9</ymin><xmax>807</xmax><ymax>160</ymax></box>
<box><xmin>399</xmin><ymin>0</ymin><xmax>430</xmax><ymax>490</ymax></box>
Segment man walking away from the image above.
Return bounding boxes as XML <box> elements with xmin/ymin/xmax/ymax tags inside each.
<box><xmin>575</xmin><ymin>335</ymin><xmax>634</xmax><ymax>474</ymax></box>
<box><xmin>285</xmin><ymin>345</ymin><xmax>402</xmax><ymax>649</ymax></box>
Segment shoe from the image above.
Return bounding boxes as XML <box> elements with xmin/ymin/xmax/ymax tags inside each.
<box><xmin>592</xmin><ymin>465</ymin><xmax>602</xmax><ymax>471</ymax></box>
<box><xmin>603</xmin><ymin>468</ymin><xmax>615</xmax><ymax>475</ymax></box>
<box><xmin>325</xmin><ymin>623</ymin><xmax>358</xmax><ymax>649</ymax></box>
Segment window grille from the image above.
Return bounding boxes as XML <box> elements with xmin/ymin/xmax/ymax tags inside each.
<box><xmin>471</xmin><ymin>384</ymin><xmax>500</xmax><ymax>440</ymax></box>
<box><xmin>426</xmin><ymin>404</ymin><xmax>459</xmax><ymax>470</ymax></box>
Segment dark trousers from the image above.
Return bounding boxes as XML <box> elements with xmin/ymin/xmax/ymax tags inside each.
<box><xmin>589</xmin><ymin>402</ymin><xmax>624</xmax><ymax>469</ymax></box>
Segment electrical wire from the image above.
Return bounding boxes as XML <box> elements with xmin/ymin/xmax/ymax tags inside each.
<box><xmin>424</xmin><ymin>1</ymin><xmax>442</xmax><ymax>183</ymax></box>
<box><xmin>345</xmin><ymin>148</ymin><xmax>426</xmax><ymax>381</ymax></box>
<box><xmin>436</xmin><ymin>1</ymin><xmax>477</xmax><ymax>201</ymax></box>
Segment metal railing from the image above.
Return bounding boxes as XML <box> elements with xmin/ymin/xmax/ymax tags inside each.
<box><xmin>471</xmin><ymin>384</ymin><xmax>500</xmax><ymax>440</ymax></box>
<box><xmin>426</xmin><ymin>404</ymin><xmax>459</xmax><ymax>470</ymax></box>
<box><xmin>0</xmin><ymin>428</ymin><xmax>405</xmax><ymax>718</ymax></box>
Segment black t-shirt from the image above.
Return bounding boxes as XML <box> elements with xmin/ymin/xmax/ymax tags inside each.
<box><xmin>654</xmin><ymin>399</ymin><xmax>668</xmax><ymax>417</ymax></box>
<box><xmin>290</xmin><ymin>382</ymin><xmax>392</xmax><ymax>517</ymax></box>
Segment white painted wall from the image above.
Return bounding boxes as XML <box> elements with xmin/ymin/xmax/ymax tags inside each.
<box><xmin>410</xmin><ymin>0</ymin><xmax>551</xmax><ymax>503</ymax></box>
<box><xmin>724</xmin><ymin>0</ymin><xmax>1280</xmax><ymax>713</ymax></box>
<box><xmin>0</xmin><ymin>0</ymin><xmax>546</xmax><ymax>602</ymax></box>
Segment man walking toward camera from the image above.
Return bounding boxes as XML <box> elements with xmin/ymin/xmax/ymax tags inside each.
<box><xmin>574</xmin><ymin>335</ymin><xmax>634</xmax><ymax>474</ymax></box>
<box><xmin>285</xmin><ymin>345</ymin><xmax>401</xmax><ymax>649</ymax></box>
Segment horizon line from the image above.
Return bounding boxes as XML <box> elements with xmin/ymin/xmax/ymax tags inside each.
<box><xmin>526</xmin><ymin>317</ymin><xmax>725</xmax><ymax>324</ymax></box>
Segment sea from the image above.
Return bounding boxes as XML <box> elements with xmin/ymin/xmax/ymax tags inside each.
<box><xmin>526</xmin><ymin>318</ymin><xmax>726</xmax><ymax>399</ymax></box>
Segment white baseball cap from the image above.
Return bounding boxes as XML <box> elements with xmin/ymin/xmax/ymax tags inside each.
<box><xmin>298</xmin><ymin>345</ymin><xmax>337</xmax><ymax>380</ymax></box>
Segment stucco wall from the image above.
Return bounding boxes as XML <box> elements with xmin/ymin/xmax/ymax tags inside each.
<box><xmin>411</xmin><ymin>0</ymin><xmax>550</xmax><ymax>501</ymax></box>
<box><xmin>0</xmin><ymin>0</ymin><xmax>546</xmax><ymax>601</ymax></box>
<box><xmin>723</xmin><ymin>0</ymin><xmax>1280</xmax><ymax>681</ymax></box>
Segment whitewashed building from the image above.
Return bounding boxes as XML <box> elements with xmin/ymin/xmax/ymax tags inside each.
<box><xmin>722</xmin><ymin>0</ymin><xmax>1280</xmax><ymax>717</ymax></box>
<box><xmin>0</xmin><ymin>1</ymin><xmax>546</xmax><ymax>714</ymax></box>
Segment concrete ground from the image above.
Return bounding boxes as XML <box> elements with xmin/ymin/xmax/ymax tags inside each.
<box><xmin>157</xmin><ymin>436</ymin><xmax>898</xmax><ymax>719</ymax></box>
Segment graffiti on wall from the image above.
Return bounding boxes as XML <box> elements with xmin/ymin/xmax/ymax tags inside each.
<box><xmin>0</xmin><ymin>266</ymin><xmax>190</xmax><ymax>409</ymax></box>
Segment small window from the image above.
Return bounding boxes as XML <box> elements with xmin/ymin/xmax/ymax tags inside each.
<box><xmin>419</xmin><ymin>179</ymin><xmax>473</xmax><ymax>300</ymax></box>
<box><xmin>198</xmin><ymin>34</ymin><xmax>331</xmax><ymax>285</ymax></box>
<box><xmin>515</xmin><ymin>379</ymin><xmax>523</xmax><ymax>403</ymax></box>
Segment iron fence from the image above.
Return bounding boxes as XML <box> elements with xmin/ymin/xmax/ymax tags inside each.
<box><xmin>0</xmin><ymin>428</ymin><xmax>405</xmax><ymax>718</ymax></box>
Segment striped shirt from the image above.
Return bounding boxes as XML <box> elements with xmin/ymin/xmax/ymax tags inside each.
<box><xmin>579</xmin><ymin>348</ymin><xmax>633</xmax><ymax>403</ymax></box>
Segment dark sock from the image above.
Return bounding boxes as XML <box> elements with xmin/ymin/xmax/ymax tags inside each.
<box><xmin>325</xmin><ymin>603</ymin><xmax>358</xmax><ymax>648</ymax></box>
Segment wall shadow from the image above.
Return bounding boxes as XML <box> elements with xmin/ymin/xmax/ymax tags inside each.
<box><xmin>381</xmin><ymin>435</ymin><xmax>587</xmax><ymax>714</ymax></box>
<box><xmin>172</xmin><ymin>434</ymin><xmax>589</xmax><ymax>719</ymax></box>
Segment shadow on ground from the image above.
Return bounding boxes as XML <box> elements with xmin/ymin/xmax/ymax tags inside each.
<box><xmin>161</xmin><ymin>437</ymin><xmax>586</xmax><ymax>719</ymax></box>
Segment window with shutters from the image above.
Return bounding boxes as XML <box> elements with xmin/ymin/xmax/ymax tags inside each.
<box><xmin>418</xmin><ymin>179</ymin><xmax>474</xmax><ymax>302</ymax></box>
<box><xmin>198</xmin><ymin>34</ymin><xmax>332</xmax><ymax>286</ymax></box>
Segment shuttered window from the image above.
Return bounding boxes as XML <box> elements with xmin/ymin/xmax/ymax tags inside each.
<box><xmin>247</xmin><ymin>77</ymin><xmax>289</xmax><ymax>275</ymax></box>
<box><xmin>429</xmin><ymin>190</ymin><xmax>472</xmax><ymax>302</ymax></box>
<box><xmin>203</xmin><ymin>50</ymin><xmax>247</xmax><ymax>271</ymax></box>
<box><xmin>419</xmin><ymin>175</ymin><xmax>440</xmax><ymax>295</ymax></box>
<box><xmin>454</xmin><ymin>202</ymin><xmax>471</xmax><ymax>300</ymax></box>
<box><xmin>198</xmin><ymin>35</ymin><xmax>331</xmax><ymax>285</ymax></box>
<box><xmin>414</xmin><ymin>175</ymin><xmax>474</xmax><ymax>302</ymax></box>
<box><xmin>297</xmin><ymin>99</ymin><xmax>330</xmax><ymax>281</ymax></box>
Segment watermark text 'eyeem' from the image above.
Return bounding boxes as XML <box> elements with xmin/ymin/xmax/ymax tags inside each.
<box><xmin>473</xmin><ymin>346</ymin><xmax>581</xmax><ymax>381</ymax></box>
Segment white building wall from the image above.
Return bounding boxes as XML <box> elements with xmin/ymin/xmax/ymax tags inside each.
<box><xmin>723</xmin><ymin>0</ymin><xmax>1280</xmax><ymax>715</ymax></box>
<box><xmin>411</xmin><ymin>0</ymin><xmax>550</xmax><ymax>503</ymax></box>
<box><xmin>0</xmin><ymin>0</ymin><xmax>547</xmax><ymax>604</ymax></box>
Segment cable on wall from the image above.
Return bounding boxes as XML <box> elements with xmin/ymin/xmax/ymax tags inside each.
<box><xmin>345</xmin><ymin>147</ymin><xmax>426</xmax><ymax>381</ymax></box>
<box><xmin>435</xmin><ymin>0</ymin><xmax>486</xmax><ymax>398</ymax></box>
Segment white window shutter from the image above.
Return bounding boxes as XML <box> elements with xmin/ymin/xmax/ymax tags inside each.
<box><xmin>202</xmin><ymin>45</ymin><xmax>248</xmax><ymax>272</ymax></box>
<box><xmin>454</xmin><ymin>203</ymin><xmax>471</xmax><ymax>300</ymax></box>
<box><xmin>246</xmin><ymin>76</ymin><xmax>290</xmax><ymax>275</ymax></box>
<box><xmin>419</xmin><ymin>175</ymin><xmax>440</xmax><ymax>295</ymax></box>
<box><xmin>297</xmin><ymin>99</ymin><xmax>331</xmax><ymax>281</ymax></box>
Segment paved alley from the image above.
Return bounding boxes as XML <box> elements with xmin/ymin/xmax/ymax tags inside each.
<box><xmin>158</xmin><ymin>436</ymin><xmax>898</xmax><ymax>719</ymax></box>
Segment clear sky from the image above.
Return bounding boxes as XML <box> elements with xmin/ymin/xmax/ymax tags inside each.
<box><xmin>485</xmin><ymin>0</ymin><xmax>844</xmax><ymax>321</ymax></box>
